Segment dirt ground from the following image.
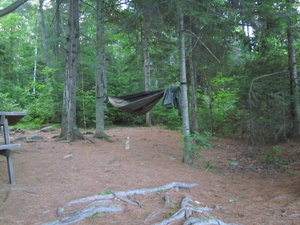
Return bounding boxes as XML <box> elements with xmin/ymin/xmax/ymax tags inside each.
<box><xmin>0</xmin><ymin>126</ymin><xmax>300</xmax><ymax>225</ymax></box>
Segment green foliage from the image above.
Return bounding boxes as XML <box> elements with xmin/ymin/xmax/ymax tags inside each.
<box><xmin>152</xmin><ymin>104</ymin><xmax>182</xmax><ymax>130</ymax></box>
<box><xmin>182</xmin><ymin>131</ymin><xmax>212</xmax><ymax>163</ymax></box>
<box><xmin>98</xmin><ymin>190</ymin><xmax>112</xmax><ymax>195</ymax></box>
<box><xmin>0</xmin><ymin>0</ymin><xmax>298</xmax><ymax>149</ymax></box>
<box><xmin>0</xmin><ymin>92</ymin><xmax>22</xmax><ymax>111</ymax></box>
<box><xmin>189</xmin><ymin>131</ymin><xmax>212</xmax><ymax>150</ymax></box>
<box><xmin>169</xmin><ymin>201</ymin><xmax>180</xmax><ymax>216</ymax></box>
<box><xmin>22</xmin><ymin>84</ymin><xmax>55</xmax><ymax>125</ymax></box>
<box><xmin>205</xmin><ymin>161</ymin><xmax>214</xmax><ymax>171</ymax></box>
<box><xmin>195</xmin><ymin>161</ymin><xmax>215</xmax><ymax>171</ymax></box>
<box><xmin>263</xmin><ymin>145</ymin><xmax>283</xmax><ymax>165</ymax></box>
<box><xmin>77</xmin><ymin>89</ymin><xmax>96</xmax><ymax>128</ymax></box>
<box><xmin>90</xmin><ymin>212</ymin><xmax>102</xmax><ymax>218</ymax></box>
<box><xmin>211</xmin><ymin>75</ymin><xmax>240</xmax><ymax>135</ymax></box>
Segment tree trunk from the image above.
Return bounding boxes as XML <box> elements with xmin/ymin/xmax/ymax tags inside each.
<box><xmin>60</xmin><ymin>0</ymin><xmax>83</xmax><ymax>142</ymax></box>
<box><xmin>0</xmin><ymin>0</ymin><xmax>28</xmax><ymax>17</ymax></box>
<box><xmin>54</xmin><ymin>0</ymin><xmax>61</xmax><ymax>65</ymax></box>
<box><xmin>52</xmin><ymin>0</ymin><xmax>63</xmax><ymax>123</ymax></box>
<box><xmin>179</xmin><ymin>8</ymin><xmax>192</xmax><ymax>164</ymax></box>
<box><xmin>94</xmin><ymin>0</ymin><xmax>108</xmax><ymax>140</ymax></box>
<box><xmin>143</xmin><ymin>23</ymin><xmax>152</xmax><ymax>126</ymax></box>
<box><xmin>33</xmin><ymin>43</ymin><xmax>37</xmax><ymax>94</ymax></box>
<box><xmin>188</xmin><ymin>19</ymin><xmax>199</xmax><ymax>134</ymax></box>
<box><xmin>287</xmin><ymin>11</ymin><xmax>300</xmax><ymax>136</ymax></box>
<box><xmin>39</xmin><ymin>0</ymin><xmax>50</xmax><ymax>68</ymax></box>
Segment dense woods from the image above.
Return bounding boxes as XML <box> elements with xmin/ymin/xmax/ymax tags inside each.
<box><xmin>0</xmin><ymin>1</ymin><xmax>299</xmax><ymax>151</ymax></box>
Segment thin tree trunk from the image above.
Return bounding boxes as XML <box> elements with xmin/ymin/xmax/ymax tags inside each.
<box><xmin>52</xmin><ymin>0</ymin><xmax>63</xmax><ymax>123</ymax></box>
<box><xmin>286</xmin><ymin>0</ymin><xmax>300</xmax><ymax>137</ymax></box>
<box><xmin>33</xmin><ymin>43</ymin><xmax>37</xmax><ymax>94</ymax></box>
<box><xmin>39</xmin><ymin>0</ymin><xmax>50</xmax><ymax>67</ymax></box>
<box><xmin>94</xmin><ymin>0</ymin><xmax>108</xmax><ymax>140</ymax></box>
<box><xmin>60</xmin><ymin>0</ymin><xmax>83</xmax><ymax>142</ymax></box>
<box><xmin>179</xmin><ymin>8</ymin><xmax>192</xmax><ymax>164</ymax></box>
<box><xmin>54</xmin><ymin>0</ymin><xmax>61</xmax><ymax>66</ymax></box>
<box><xmin>287</xmin><ymin>18</ymin><xmax>300</xmax><ymax>136</ymax></box>
<box><xmin>143</xmin><ymin>24</ymin><xmax>152</xmax><ymax>126</ymax></box>
<box><xmin>188</xmin><ymin>19</ymin><xmax>199</xmax><ymax>134</ymax></box>
<box><xmin>208</xmin><ymin>85</ymin><xmax>214</xmax><ymax>134</ymax></box>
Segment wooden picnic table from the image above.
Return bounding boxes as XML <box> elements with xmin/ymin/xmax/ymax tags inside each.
<box><xmin>0</xmin><ymin>111</ymin><xmax>26</xmax><ymax>184</ymax></box>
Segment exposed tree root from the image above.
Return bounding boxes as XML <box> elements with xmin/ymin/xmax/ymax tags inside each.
<box><xmin>42</xmin><ymin>182</ymin><xmax>240</xmax><ymax>225</ymax></box>
<box><xmin>183</xmin><ymin>217</ymin><xmax>242</xmax><ymax>225</ymax></box>
<box><xmin>43</xmin><ymin>201</ymin><xmax>123</xmax><ymax>225</ymax></box>
<box><xmin>93</xmin><ymin>133</ymin><xmax>113</xmax><ymax>142</ymax></box>
<box><xmin>144</xmin><ymin>193</ymin><xmax>170</xmax><ymax>222</ymax></box>
<box><xmin>115</xmin><ymin>181</ymin><xmax>198</xmax><ymax>196</ymax></box>
<box><xmin>57</xmin><ymin>128</ymin><xmax>94</xmax><ymax>143</ymax></box>
<box><xmin>152</xmin><ymin>196</ymin><xmax>211</xmax><ymax>225</ymax></box>
<box><xmin>56</xmin><ymin>181</ymin><xmax>197</xmax><ymax>216</ymax></box>
<box><xmin>113</xmin><ymin>192</ymin><xmax>142</xmax><ymax>207</ymax></box>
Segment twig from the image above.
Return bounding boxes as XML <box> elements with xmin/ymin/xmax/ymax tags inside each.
<box><xmin>186</xmin><ymin>30</ymin><xmax>220</xmax><ymax>63</ymax></box>
<box><xmin>248</xmin><ymin>70</ymin><xmax>289</xmax><ymax>106</ymax></box>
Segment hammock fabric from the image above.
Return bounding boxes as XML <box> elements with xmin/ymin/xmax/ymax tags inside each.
<box><xmin>108</xmin><ymin>86</ymin><xmax>181</xmax><ymax>116</ymax></box>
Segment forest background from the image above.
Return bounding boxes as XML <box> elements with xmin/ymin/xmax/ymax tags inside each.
<box><xmin>0</xmin><ymin>0</ymin><xmax>299</xmax><ymax>152</ymax></box>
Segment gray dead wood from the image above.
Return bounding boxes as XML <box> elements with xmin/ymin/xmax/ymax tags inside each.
<box><xmin>44</xmin><ymin>182</ymin><xmax>240</xmax><ymax>225</ymax></box>
<box><xmin>43</xmin><ymin>201</ymin><xmax>123</xmax><ymax>225</ymax></box>
<box><xmin>183</xmin><ymin>217</ymin><xmax>242</xmax><ymax>225</ymax></box>
<box><xmin>57</xmin><ymin>182</ymin><xmax>197</xmax><ymax>215</ymax></box>
<box><xmin>47</xmin><ymin>182</ymin><xmax>198</xmax><ymax>225</ymax></box>
<box><xmin>57</xmin><ymin>195</ymin><xmax>114</xmax><ymax>216</ymax></box>
<box><xmin>113</xmin><ymin>192</ymin><xmax>141</xmax><ymax>207</ymax></box>
<box><xmin>153</xmin><ymin>196</ymin><xmax>211</xmax><ymax>225</ymax></box>
<box><xmin>115</xmin><ymin>182</ymin><xmax>198</xmax><ymax>196</ymax></box>
<box><xmin>144</xmin><ymin>193</ymin><xmax>171</xmax><ymax>222</ymax></box>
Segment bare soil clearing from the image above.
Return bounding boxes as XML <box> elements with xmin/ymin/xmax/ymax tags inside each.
<box><xmin>0</xmin><ymin>126</ymin><xmax>300</xmax><ymax>225</ymax></box>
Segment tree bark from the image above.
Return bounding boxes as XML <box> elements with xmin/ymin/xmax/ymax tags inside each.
<box><xmin>39</xmin><ymin>0</ymin><xmax>51</xmax><ymax>67</ymax></box>
<box><xmin>179</xmin><ymin>8</ymin><xmax>192</xmax><ymax>164</ymax></box>
<box><xmin>60</xmin><ymin>0</ymin><xmax>83</xmax><ymax>142</ymax></box>
<box><xmin>287</xmin><ymin>0</ymin><xmax>300</xmax><ymax>137</ymax></box>
<box><xmin>0</xmin><ymin>0</ymin><xmax>28</xmax><ymax>17</ymax></box>
<box><xmin>188</xmin><ymin>19</ymin><xmax>200</xmax><ymax>134</ymax></box>
<box><xmin>94</xmin><ymin>0</ymin><xmax>108</xmax><ymax>140</ymax></box>
<box><xmin>143</xmin><ymin>22</ymin><xmax>152</xmax><ymax>126</ymax></box>
<box><xmin>54</xmin><ymin>0</ymin><xmax>61</xmax><ymax>65</ymax></box>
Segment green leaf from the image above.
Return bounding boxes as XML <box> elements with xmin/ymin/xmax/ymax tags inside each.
<box><xmin>230</xmin><ymin>161</ymin><xmax>239</xmax><ymax>166</ymax></box>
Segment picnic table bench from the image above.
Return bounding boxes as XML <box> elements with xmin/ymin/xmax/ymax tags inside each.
<box><xmin>0</xmin><ymin>111</ymin><xmax>26</xmax><ymax>185</ymax></box>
